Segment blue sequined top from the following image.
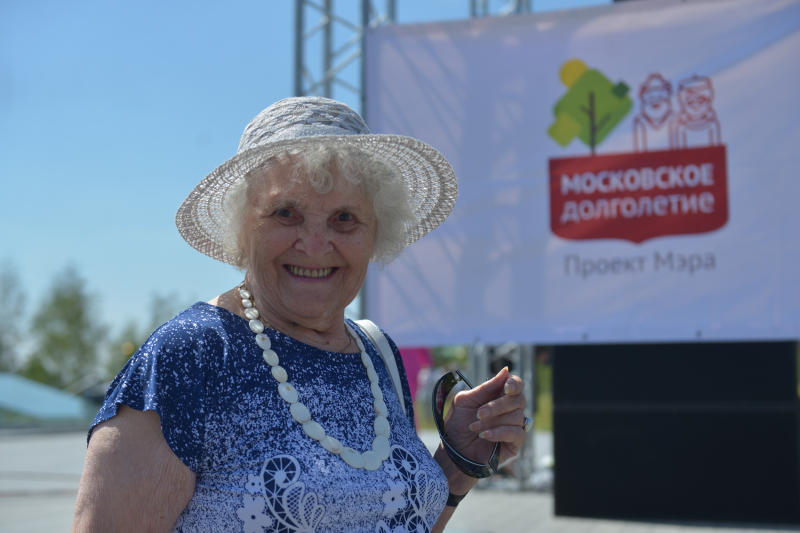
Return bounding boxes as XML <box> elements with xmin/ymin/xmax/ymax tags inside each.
<box><xmin>90</xmin><ymin>302</ymin><xmax>448</xmax><ymax>532</ymax></box>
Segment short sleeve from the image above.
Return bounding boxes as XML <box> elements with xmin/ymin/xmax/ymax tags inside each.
<box><xmin>88</xmin><ymin>317</ymin><xmax>210</xmax><ymax>472</ymax></box>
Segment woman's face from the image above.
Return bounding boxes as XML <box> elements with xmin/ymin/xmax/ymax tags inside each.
<box><xmin>241</xmin><ymin>160</ymin><xmax>377</xmax><ymax>328</ymax></box>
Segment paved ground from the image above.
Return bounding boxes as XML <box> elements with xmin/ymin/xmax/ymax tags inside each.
<box><xmin>0</xmin><ymin>430</ymin><xmax>86</xmax><ymax>532</ymax></box>
<box><xmin>1</xmin><ymin>430</ymin><xmax>796</xmax><ymax>533</ymax></box>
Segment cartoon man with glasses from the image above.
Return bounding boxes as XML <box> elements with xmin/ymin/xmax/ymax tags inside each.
<box><xmin>633</xmin><ymin>73</ymin><xmax>674</xmax><ymax>152</ymax></box>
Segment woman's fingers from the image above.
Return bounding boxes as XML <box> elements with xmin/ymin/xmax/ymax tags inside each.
<box><xmin>467</xmin><ymin>409</ymin><xmax>525</xmax><ymax>434</ymax></box>
<box><xmin>474</xmin><ymin>388</ymin><xmax>526</xmax><ymax>420</ymax></box>
<box><xmin>476</xmin><ymin>424</ymin><xmax>526</xmax><ymax>443</ymax></box>
<box><xmin>461</xmin><ymin>370</ymin><xmax>526</xmax><ymax>444</ymax></box>
<box><xmin>503</xmin><ymin>374</ymin><xmax>524</xmax><ymax>396</ymax></box>
<box><xmin>441</xmin><ymin>369</ymin><xmax>529</xmax><ymax>466</ymax></box>
<box><xmin>454</xmin><ymin>368</ymin><xmax>524</xmax><ymax>411</ymax></box>
<box><xmin>446</xmin><ymin>368</ymin><xmax>527</xmax><ymax>459</ymax></box>
<box><xmin>472</xmin><ymin>407</ymin><xmax>528</xmax><ymax>454</ymax></box>
<box><xmin>455</xmin><ymin>367</ymin><xmax>510</xmax><ymax>409</ymax></box>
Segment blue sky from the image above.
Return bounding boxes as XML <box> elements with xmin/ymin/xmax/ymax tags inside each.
<box><xmin>1</xmin><ymin>0</ymin><xmax>608</xmax><ymax>345</ymax></box>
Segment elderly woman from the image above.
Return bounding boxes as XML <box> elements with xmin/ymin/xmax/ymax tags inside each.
<box><xmin>73</xmin><ymin>97</ymin><xmax>529</xmax><ymax>532</ymax></box>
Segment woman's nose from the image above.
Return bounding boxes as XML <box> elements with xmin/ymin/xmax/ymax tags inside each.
<box><xmin>294</xmin><ymin>221</ymin><xmax>333</xmax><ymax>256</ymax></box>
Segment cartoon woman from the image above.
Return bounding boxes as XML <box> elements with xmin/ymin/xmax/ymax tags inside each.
<box><xmin>670</xmin><ymin>74</ymin><xmax>721</xmax><ymax>149</ymax></box>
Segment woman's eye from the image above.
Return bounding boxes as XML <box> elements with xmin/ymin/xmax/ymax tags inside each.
<box><xmin>332</xmin><ymin>211</ymin><xmax>357</xmax><ymax>229</ymax></box>
<box><xmin>272</xmin><ymin>207</ymin><xmax>299</xmax><ymax>223</ymax></box>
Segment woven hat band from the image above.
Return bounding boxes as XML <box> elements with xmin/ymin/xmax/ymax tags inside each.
<box><xmin>238</xmin><ymin>97</ymin><xmax>370</xmax><ymax>153</ymax></box>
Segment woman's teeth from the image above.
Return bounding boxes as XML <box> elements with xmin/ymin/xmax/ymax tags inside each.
<box><xmin>287</xmin><ymin>266</ymin><xmax>333</xmax><ymax>278</ymax></box>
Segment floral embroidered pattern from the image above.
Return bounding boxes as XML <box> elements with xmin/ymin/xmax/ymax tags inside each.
<box><xmin>237</xmin><ymin>494</ymin><xmax>274</xmax><ymax>533</ymax></box>
<box><xmin>237</xmin><ymin>455</ymin><xmax>325</xmax><ymax>533</ymax></box>
<box><xmin>376</xmin><ymin>446</ymin><xmax>438</xmax><ymax>533</ymax></box>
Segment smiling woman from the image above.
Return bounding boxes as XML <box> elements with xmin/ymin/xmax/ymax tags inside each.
<box><xmin>236</xmin><ymin>158</ymin><xmax>379</xmax><ymax>332</ymax></box>
<box><xmin>72</xmin><ymin>96</ymin><xmax>529</xmax><ymax>533</ymax></box>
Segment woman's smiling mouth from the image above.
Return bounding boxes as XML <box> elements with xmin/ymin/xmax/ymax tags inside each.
<box><xmin>285</xmin><ymin>265</ymin><xmax>336</xmax><ymax>278</ymax></box>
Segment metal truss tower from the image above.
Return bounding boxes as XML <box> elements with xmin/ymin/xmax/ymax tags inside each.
<box><xmin>294</xmin><ymin>1</ymin><xmax>395</xmax><ymax>114</ymax></box>
<box><xmin>294</xmin><ymin>0</ymin><xmax>532</xmax><ymax>112</ymax></box>
<box><xmin>470</xmin><ymin>0</ymin><xmax>531</xmax><ymax>17</ymax></box>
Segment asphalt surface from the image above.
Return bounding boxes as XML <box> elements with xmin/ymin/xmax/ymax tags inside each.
<box><xmin>0</xmin><ymin>430</ymin><xmax>796</xmax><ymax>533</ymax></box>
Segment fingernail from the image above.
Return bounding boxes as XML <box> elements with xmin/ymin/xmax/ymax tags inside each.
<box><xmin>479</xmin><ymin>431</ymin><xmax>490</xmax><ymax>439</ymax></box>
<box><xmin>468</xmin><ymin>421</ymin><xmax>480</xmax><ymax>432</ymax></box>
<box><xmin>504</xmin><ymin>380</ymin><xmax>512</xmax><ymax>394</ymax></box>
<box><xmin>477</xmin><ymin>407</ymin><xmax>489</xmax><ymax>420</ymax></box>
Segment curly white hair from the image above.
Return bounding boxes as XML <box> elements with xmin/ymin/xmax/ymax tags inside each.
<box><xmin>220</xmin><ymin>143</ymin><xmax>414</xmax><ymax>269</ymax></box>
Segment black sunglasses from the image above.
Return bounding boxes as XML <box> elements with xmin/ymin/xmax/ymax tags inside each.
<box><xmin>432</xmin><ymin>369</ymin><xmax>500</xmax><ymax>478</ymax></box>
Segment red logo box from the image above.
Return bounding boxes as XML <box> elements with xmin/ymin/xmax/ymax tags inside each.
<box><xmin>549</xmin><ymin>146</ymin><xmax>728</xmax><ymax>243</ymax></box>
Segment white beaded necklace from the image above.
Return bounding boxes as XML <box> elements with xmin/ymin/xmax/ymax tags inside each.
<box><xmin>238</xmin><ymin>283</ymin><xmax>391</xmax><ymax>470</ymax></box>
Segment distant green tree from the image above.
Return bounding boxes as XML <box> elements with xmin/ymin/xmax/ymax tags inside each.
<box><xmin>21</xmin><ymin>266</ymin><xmax>106</xmax><ymax>389</ymax></box>
<box><xmin>19</xmin><ymin>355</ymin><xmax>60</xmax><ymax>385</ymax></box>
<box><xmin>106</xmin><ymin>320</ymin><xmax>139</xmax><ymax>379</ymax></box>
<box><xmin>0</xmin><ymin>261</ymin><xmax>25</xmax><ymax>372</ymax></box>
<box><xmin>105</xmin><ymin>292</ymin><xmax>184</xmax><ymax>380</ymax></box>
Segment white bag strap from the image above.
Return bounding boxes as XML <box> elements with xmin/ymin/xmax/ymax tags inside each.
<box><xmin>355</xmin><ymin>319</ymin><xmax>407</xmax><ymax>416</ymax></box>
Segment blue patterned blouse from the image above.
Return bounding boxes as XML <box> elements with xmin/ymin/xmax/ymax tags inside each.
<box><xmin>90</xmin><ymin>302</ymin><xmax>448</xmax><ymax>532</ymax></box>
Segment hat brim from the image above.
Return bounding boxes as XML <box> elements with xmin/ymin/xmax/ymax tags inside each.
<box><xmin>175</xmin><ymin>134</ymin><xmax>458</xmax><ymax>265</ymax></box>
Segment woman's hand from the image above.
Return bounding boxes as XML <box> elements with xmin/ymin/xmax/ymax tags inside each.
<box><xmin>444</xmin><ymin>367</ymin><xmax>527</xmax><ymax>468</ymax></box>
<box><xmin>430</xmin><ymin>367</ymin><xmax>528</xmax><ymax>533</ymax></box>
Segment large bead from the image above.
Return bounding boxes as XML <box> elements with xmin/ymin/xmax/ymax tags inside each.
<box><xmin>271</xmin><ymin>366</ymin><xmax>288</xmax><ymax>383</ymax></box>
<box><xmin>244</xmin><ymin>308</ymin><xmax>259</xmax><ymax>320</ymax></box>
<box><xmin>241</xmin><ymin>298</ymin><xmax>253</xmax><ymax>308</ymax></box>
<box><xmin>372</xmin><ymin>435</ymin><xmax>391</xmax><ymax>460</ymax></box>
<box><xmin>374</xmin><ymin>398</ymin><xmax>388</xmax><ymax>417</ymax></box>
<box><xmin>374</xmin><ymin>415</ymin><xmax>390</xmax><ymax>437</ymax></box>
<box><xmin>370</xmin><ymin>381</ymin><xmax>383</xmax><ymax>399</ymax></box>
<box><xmin>362</xmin><ymin>450</ymin><xmax>383</xmax><ymax>471</ymax></box>
<box><xmin>255</xmin><ymin>333</ymin><xmax>271</xmax><ymax>350</ymax></box>
<box><xmin>341</xmin><ymin>447</ymin><xmax>364</xmax><ymax>469</ymax></box>
<box><xmin>290</xmin><ymin>402</ymin><xmax>311</xmax><ymax>423</ymax></box>
<box><xmin>321</xmin><ymin>435</ymin><xmax>343</xmax><ymax>454</ymax></box>
<box><xmin>278</xmin><ymin>382</ymin><xmax>298</xmax><ymax>403</ymax></box>
<box><xmin>249</xmin><ymin>319</ymin><xmax>264</xmax><ymax>333</ymax></box>
<box><xmin>302</xmin><ymin>421</ymin><xmax>325</xmax><ymax>441</ymax></box>
<box><xmin>360</xmin><ymin>352</ymin><xmax>373</xmax><ymax>368</ymax></box>
<box><xmin>239</xmin><ymin>288</ymin><xmax>251</xmax><ymax>299</ymax></box>
<box><xmin>263</xmin><ymin>350</ymin><xmax>279</xmax><ymax>367</ymax></box>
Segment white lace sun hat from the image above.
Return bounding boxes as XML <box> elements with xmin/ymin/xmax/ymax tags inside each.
<box><xmin>175</xmin><ymin>96</ymin><xmax>458</xmax><ymax>265</ymax></box>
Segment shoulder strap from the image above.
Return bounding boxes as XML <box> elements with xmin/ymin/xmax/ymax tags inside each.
<box><xmin>355</xmin><ymin>319</ymin><xmax>407</xmax><ymax>416</ymax></box>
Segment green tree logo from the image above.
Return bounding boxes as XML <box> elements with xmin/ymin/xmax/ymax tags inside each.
<box><xmin>548</xmin><ymin>59</ymin><xmax>633</xmax><ymax>155</ymax></box>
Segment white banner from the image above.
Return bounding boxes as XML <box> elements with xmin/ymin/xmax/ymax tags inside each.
<box><xmin>364</xmin><ymin>0</ymin><xmax>800</xmax><ymax>346</ymax></box>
